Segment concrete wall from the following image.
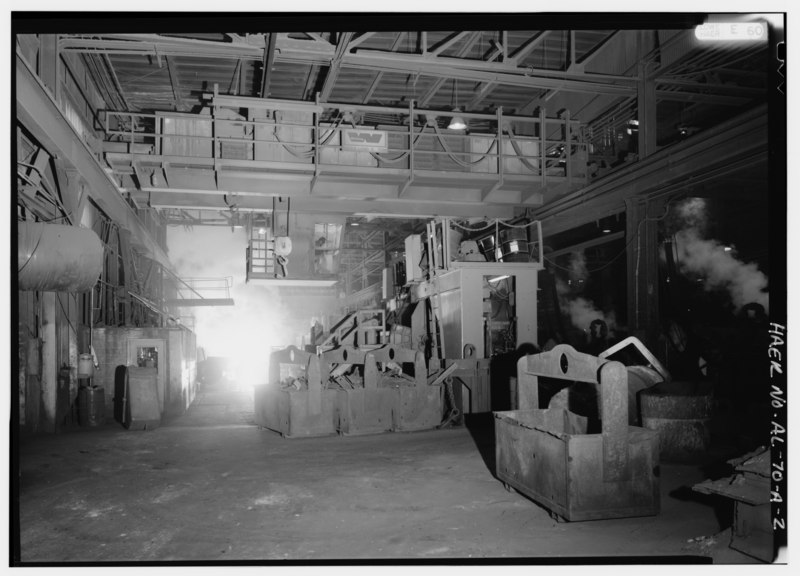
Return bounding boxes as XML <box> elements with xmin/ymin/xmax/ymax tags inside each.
<box><xmin>92</xmin><ymin>326</ymin><xmax>198</xmax><ymax>420</ymax></box>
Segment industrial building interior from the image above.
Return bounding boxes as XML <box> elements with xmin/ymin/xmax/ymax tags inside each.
<box><xmin>12</xmin><ymin>13</ymin><xmax>784</xmax><ymax>565</ymax></box>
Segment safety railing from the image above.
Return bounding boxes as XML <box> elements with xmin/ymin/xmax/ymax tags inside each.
<box><xmin>102</xmin><ymin>99</ymin><xmax>588</xmax><ymax>182</ymax></box>
<box><xmin>425</xmin><ymin>217</ymin><xmax>544</xmax><ymax>277</ymax></box>
<box><xmin>173</xmin><ymin>276</ymin><xmax>233</xmax><ymax>302</ymax></box>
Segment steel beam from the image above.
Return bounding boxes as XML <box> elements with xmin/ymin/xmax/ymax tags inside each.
<box><xmin>16</xmin><ymin>52</ymin><xmax>172</xmax><ymax>270</ymax></box>
<box><xmin>165</xmin><ymin>298</ymin><xmax>235</xmax><ymax>307</ymax></box>
<box><xmin>320</xmin><ymin>32</ymin><xmax>353</xmax><ymax>102</ymax></box>
<box><xmin>637</xmin><ymin>35</ymin><xmax>657</xmax><ymax>159</ymax></box>
<box><xmin>346</xmin><ymin>52</ymin><xmax>636</xmax><ymax>97</ymax></box>
<box><xmin>430</xmin><ymin>31</ymin><xmax>471</xmax><ymax>56</ymax></box>
<box><xmin>152</xmin><ymin>195</ymin><xmax>516</xmax><ymax>219</ymax></box>
<box><xmin>348</xmin><ymin>32</ymin><xmax>376</xmax><ymax>50</ymax></box>
<box><xmin>509</xmin><ymin>31</ymin><xmax>550</xmax><ymax>64</ymax></box>
<box><xmin>59</xmin><ymin>34</ymin><xmax>638</xmax><ymax>96</ymax></box>
<box><xmin>362</xmin><ymin>32</ymin><xmax>405</xmax><ymax>104</ymax></box>
<box><xmin>532</xmin><ymin>104</ymin><xmax>768</xmax><ymax>236</ymax></box>
<box><xmin>260</xmin><ymin>33</ymin><xmax>277</xmax><ymax>98</ymax></box>
<box><xmin>654</xmin><ymin>89</ymin><xmax>752</xmax><ymax>106</ymax></box>
<box><xmin>578</xmin><ymin>31</ymin><xmax>620</xmax><ymax>68</ymax></box>
<box><xmin>165</xmin><ymin>56</ymin><xmax>184</xmax><ymax>111</ymax></box>
<box><xmin>63</xmin><ymin>33</ymin><xmax>756</xmax><ymax>103</ymax></box>
<box><xmin>417</xmin><ymin>32</ymin><xmax>481</xmax><ymax>107</ymax></box>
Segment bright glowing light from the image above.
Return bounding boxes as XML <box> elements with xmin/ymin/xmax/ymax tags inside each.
<box><xmin>196</xmin><ymin>314</ymin><xmax>279</xmax><ymax>387</ymax></box>
<box><xmin>723</xmin><ymin>246</ymin><xmax>732</xmax><ymax>252</ymax></box>
<box><xmin>258</xmin><ymin>227</ymin><xmax>267</xmax><ymax>235</ymax></box>
<box><xmin>489</xmin><ymin>275</ymin><xmax>510</xmax><ymax>283</ymax></box>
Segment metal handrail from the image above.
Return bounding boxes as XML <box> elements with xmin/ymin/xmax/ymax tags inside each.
<box><xmin>103</xmin><ymin>105</ymin><xmax>588</xmax><ymax>180</ymax></box>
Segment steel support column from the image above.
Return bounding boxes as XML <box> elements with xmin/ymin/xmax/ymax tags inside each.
<box><xmin>41</xmin><ymin>292</ymin><xmax>57</xmax><ymax>432</ymax></box>
<box><xmin>637</xmin><ymin>32</ymin><xmax>658</xmax><ymax>158</ymax></box>
<box><xmin>625</xmin><ymin>197</ymin><xmax>663</xmax><ymax>350</ymax></box>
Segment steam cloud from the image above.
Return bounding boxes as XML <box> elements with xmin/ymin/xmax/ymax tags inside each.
<box><xmin>556</xmin><ymin>251</ymin><xmax>617</xmax><ymax>333</ymax></box>
<box><xmin>168</xmin><ymin>226</ymin><xmax>317</xmax><ymax>385</ymax></box>
<box><xmin>674</xmin><ymin>227</ymin><xmax>769</xmax><ymax>313</ymax></box>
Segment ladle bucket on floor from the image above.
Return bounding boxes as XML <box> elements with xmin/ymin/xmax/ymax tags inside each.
<box><xmin>255</xmin><ymin>346</ymin><xmax>338</xmax><ymax>438</ymax></box>
<box><xmin>495</xmin><ymin>344</ymin><xmax>660</xmax><ymax>521</ymax></box>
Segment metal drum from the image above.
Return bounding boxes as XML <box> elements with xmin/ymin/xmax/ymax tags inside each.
<box><xmin>78</xmin><ymin>386</ymin><xmax>105</xmax><ymax>427</ymax></box>
<box><xmin>499</xmin><ymin>228</ymin><xmax>531</xmax><ymax>262</ymax></box>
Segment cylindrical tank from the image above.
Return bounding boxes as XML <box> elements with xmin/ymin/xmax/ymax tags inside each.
<box><xmin>77</xmin><ymin>353</ymin><xmax>95</xmax><ymax>378</ymax></box>
<box><xmin>18</xmin><ymin>222</ymin><xmax>104</xmax><ymax>292</ymax></box>
<box><xmin>78</xmin><ymin>386</ymin><xmax>106</xmax><ymax>427</ymax></box>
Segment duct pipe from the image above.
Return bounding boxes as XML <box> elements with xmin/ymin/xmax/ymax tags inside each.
<box><xmin>18</xmin><ymin>222</ymin><xmax>104</xmax><ymax>292</ymax></box>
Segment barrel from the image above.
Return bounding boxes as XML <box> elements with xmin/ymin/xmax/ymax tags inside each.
<box><xmin>640</xmin><ymin>380</ymin><xmax>713</xmax><ymax>462</ymax></box>
<box><xmin>77</xmin><ymin>353</ymin><xmax>94</xmax><ymax>378</ymax></box>
<box><xmin>78</xmin><ymin>386</ymin><xmax>105</xmax><ymax>427</ymax></box>
<box><xmin>499</xmin><ymin>228</ymin><xmax>530</xmax><ymax>262</ymax></box>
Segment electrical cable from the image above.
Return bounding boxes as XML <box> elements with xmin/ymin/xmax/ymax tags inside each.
<box><xmin>368</xmin><ymin>118</ymin><xmax>430</xmax><ymax>164</ymax></box>
<box><xmin>430</xmin><ymin>123</ymin><xmax>499</xmax><ymax>167</ymax></box>
<box><xmin>506</xmin><ymin>127</ymin><xmax>544</xmax><ymax>173</ymax></box>
<box><xmin>56</xmin><ymin>294</ymin><xmax>79</xmax><ymax>335</ymax></box>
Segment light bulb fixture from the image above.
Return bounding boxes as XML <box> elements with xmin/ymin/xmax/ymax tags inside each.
<box><xmin>489</xmin><ymin>274</ymin><xmax>510</xmax><ymax>283</ymax></box>
<box><xmin>448</xmin><ymin>110</ymin><xmax>467</xmax><ymax>130</ymax></box>
<box><xmin>258</xmin><ymin>227</ymin><xmax>267</xmax><ymax>235</ymax></box>
<box><xmin>448</xmin><ymin>78</ymin><xmax>467</xmax><ymax>130</ymax></box>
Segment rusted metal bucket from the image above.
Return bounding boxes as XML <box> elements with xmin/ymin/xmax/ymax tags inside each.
<box><xmin>255</xmin><ymin>346</ymin><xmax>338</xmax><ymax>438</ymax></box>
<box><xmin>322</xmin><ymin>346</ymin><xmax>394</xmax><ymax>435</ymax></box>
<box><xmin>495</xmin><ymin>344</ymin><xmax>660</xmax><ymax>521</ymax></box>
<box><xmin>641</xmin><ymin>380</ymin><xmax>713</xmax><ymax>462</ymax></box>
<box><xmin>370</xmin><ymin>345</ymin><xmax>441</xmax><ymax>432</ymax></box>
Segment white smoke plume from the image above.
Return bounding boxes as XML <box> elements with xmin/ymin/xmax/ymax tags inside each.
<box><xmin>674</xmin><ymin>227</ymin><xmax>769</xmax><ymax>312</ymax></box>
<box><xmin>555</xmin><ymin>251</ymin><xmax>617</xmax><ymax>333</ymax></box>
<box><xmin>675</xmin><ymin>197</ymin><xmax>708</xmax><ymax>233</ymax></box>
<box><xmin>568</xmin><ymin>250</ymin><xmax>589</xmax><ymax>284</ymax></box>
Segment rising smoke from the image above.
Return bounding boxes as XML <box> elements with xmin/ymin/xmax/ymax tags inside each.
<box><xmin>670</xmin><ymin>198</ymin><xmax>769</xmax><ymax>313</ymax></box>
<box><xmin>556</xmin><ymin>251</ymin><xmax>617</xmax><ymax>333</ymax></box>
<box><xmin>674</xmin><ymin>228</ymin><xmax>769</xmax><ymax>312</ymax></box>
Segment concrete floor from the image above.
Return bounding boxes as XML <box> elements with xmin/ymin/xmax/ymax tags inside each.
<box><xmin>15</xmin><ymin>380</ymin><xmax>761</xmax><ymax>564</ymax></box>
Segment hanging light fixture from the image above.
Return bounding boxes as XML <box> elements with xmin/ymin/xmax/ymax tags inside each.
<box><xmin>448</xmin><ymin>111</ymin><xmax>467</xmax><ymax>130</ymax></box>
<box><xmin>447</xmin><ymin>78</ymin><xmax>467</xmax><ymax>130</ymax></box>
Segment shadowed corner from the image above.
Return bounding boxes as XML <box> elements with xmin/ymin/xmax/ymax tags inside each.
<box><xmin>466</xmin><ymin>343</ymin><xmax>541</xmax><ymax>476</ymax></box>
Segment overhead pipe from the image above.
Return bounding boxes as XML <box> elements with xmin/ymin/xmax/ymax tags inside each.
<box><xmin>18</xmin><ymin>221</ymin><xmax>104</xmax><ymax>292</ymax></box>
